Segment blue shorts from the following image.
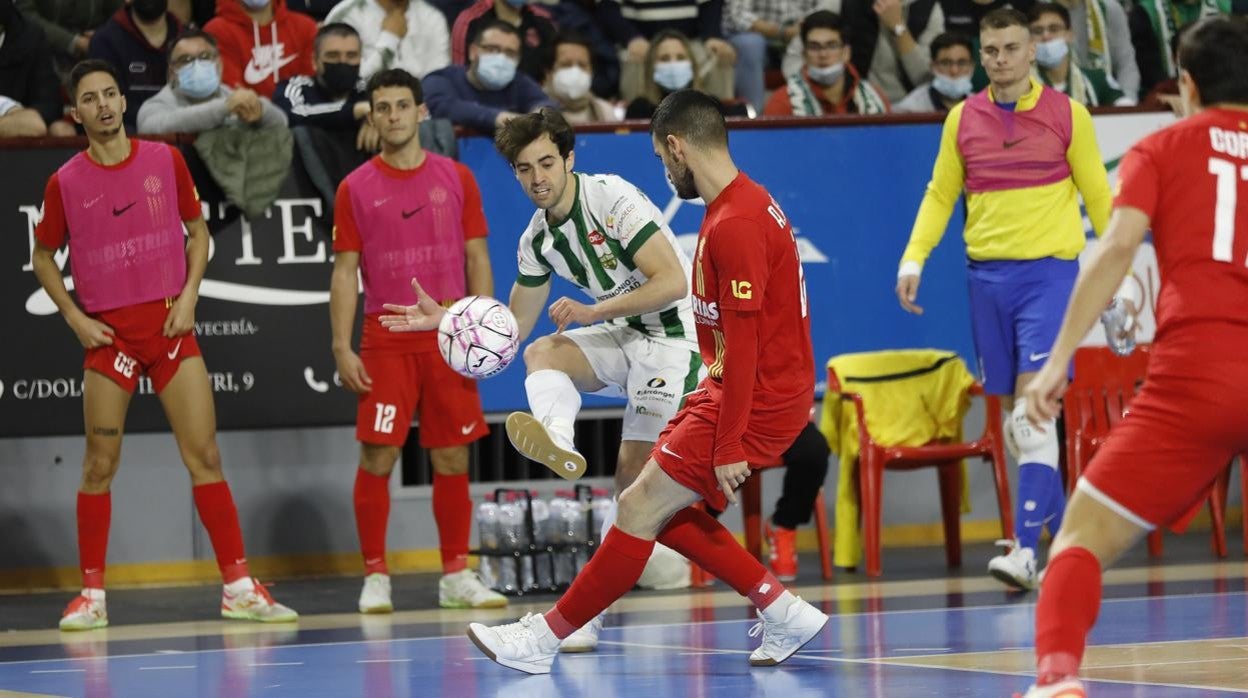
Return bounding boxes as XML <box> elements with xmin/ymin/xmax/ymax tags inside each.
<box><xmin>967</xmin><ymin>258</ymin><xmax>1077</xmax><ymax>396</ymax></box>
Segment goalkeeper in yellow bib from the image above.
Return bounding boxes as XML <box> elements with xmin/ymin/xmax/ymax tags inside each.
<box><xmin>895</xmin><ymin>8</ymin><xmax>1122</xmax><ymax>590</ymax></box>
<box><xmin>385</xmin><ymin>107</ymin><xmax>702</xmax><ymax>649</ymax></box>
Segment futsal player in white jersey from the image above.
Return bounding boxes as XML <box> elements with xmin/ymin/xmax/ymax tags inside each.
<box><xmin>494</xmin><ymin>107</ymin><xmax>703</xmax><ymax>649</ymax></box>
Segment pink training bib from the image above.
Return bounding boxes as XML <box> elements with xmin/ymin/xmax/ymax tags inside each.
<box><xmin>57</xmin><ymin>140</ymin><xmax>187</xmax><ymax>313</ymax></box>
<box><xmin>958</xmin><ymin>86</ymin><xmax>1074</xmax><ymax>194</ymax></box>
<box><xmin>343</xmin><ymin>152</ymin><xmax>468</xmax><ymax>314</ymax></box>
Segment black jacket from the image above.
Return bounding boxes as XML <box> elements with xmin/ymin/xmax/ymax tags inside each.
<box><xmin>88</xmin><ymin>7</ymin><xmax>180</xmax><ymax>131</ymax></box>
<box><xmin>0</xmin><ymin>0</ymin><xmax>61</xmax><ymax>125</ymax></box>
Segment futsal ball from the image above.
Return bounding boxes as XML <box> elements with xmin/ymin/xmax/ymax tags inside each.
<box><xmin>438</xmin><ymin>296</ymin><xmax>520</xmax><ymax>379</ymax></box>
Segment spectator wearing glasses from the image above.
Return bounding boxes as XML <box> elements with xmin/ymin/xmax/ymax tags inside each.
<box><xmin>451</xmin><ymin>0</ymin><xmax>558</xmax><ymax>84</ymax></box>
<box><xmin>423</xmin><ymin>20</ymin><xmax>554</xmax><ymax>133</ymax></box>
<box><xmin>895</xmin><ymin>32</ymin><xmax>975</xmax><ymax>112</ymax></box>
<box><xmin>723</xmin><ymin>0</ymin><xmax>821</xmax><ymax>111</ymax></box>
<box><xmin>1029</xmin><ymin>2</ymin><xmax>1122</xmax><ymax>106</ymax></box>
<box><xmin>764</xmin><ymin>10</ymin><xmax>889</xmax><ymax>116</ymax></box>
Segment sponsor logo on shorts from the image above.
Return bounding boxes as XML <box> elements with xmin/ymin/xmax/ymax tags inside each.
<box><xmin>659</xmin><ymin>442</ymin><xmax>682</xmax><ymax>460</ymax></box>
<box><xmin>167</xmin><ymin>338</ymin><xmax>183</xmax><ymax>360</ymax></box>
<box><xmin>461</xmin><ymin>421</ymin><xmax>478</xmax><ymax>435</ymax></box>
<box><xmin>1028</xmin><ymin>352</ymin><xmax>1050</xmax><ymax>362</ymax></box>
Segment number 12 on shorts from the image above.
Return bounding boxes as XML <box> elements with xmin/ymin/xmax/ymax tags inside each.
<box><xmin>1209</xmin><ymin>157</ymin><xmax>1248</xmax><ymax>263</ymax></box>
<box><xmin>374</xmin><ymin>403</ymin><xmax>397</xmax><ymax>434</ymax></box>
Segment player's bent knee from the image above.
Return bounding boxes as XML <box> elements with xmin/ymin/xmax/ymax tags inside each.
<box><xmin>1048</xmin><ymin>491</ymin><xmax>1147</xmax><ymax>566</ymax></box>
<box><xmin>1011</xmin><ymin>401</ymin><xmax>1058</xmax><ymax>467</ymax></box>
<box><xmin>359</xmin><ymin>444</ymin><xmax>400</xmax><ymax>476</ymax></box>
<box><xmin>81</xmin><ymin>451</ymin><xmax>120</xmax><ymax>490</ymax></box>
<box><xmin>522</xmin><ymin>336</ymin><xmax>559</xmax><ymax>371</ymax></box>
<box><xmin>430</xmin><ymin>447</ymin><xmax>469</xmax><ymax>476</ymax></box>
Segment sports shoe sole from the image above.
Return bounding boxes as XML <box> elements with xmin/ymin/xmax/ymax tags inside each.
<box><xmin>466</xmin><ymin>623</ymin><xmax>553</xmax><ymax>674</ymax></box>
<box><xmin>748</xmin><ymin>611</ymin><xmax>829</xmax><ymax>666</ymax></box>
<box><xmin>359</xmin><ymin>603</ymin><xmax>394</xmax><ymax>614</ymax></box>
<box><xmin>505</xmin><ymin>412</ymin><xmax>586</xmax><ymax>480</ymax></box>
<box><xmin>988</xmin><ymin>565</ymin><xmax>1037</xmax><ymax>591</ymax></box>
<box><xmin>440</xmin><ymin>596</ymin><xmax>508</xmax><ymax>610</ymax></box>
<box><xmin>221</xmin><ymin>610</ymin><xmax>299</xmax><ymax>623</ymax></box>
<box><xmin>59</xmin><ymin>617</ymin><xmax>108</xmax><ymax>631</ymax></box>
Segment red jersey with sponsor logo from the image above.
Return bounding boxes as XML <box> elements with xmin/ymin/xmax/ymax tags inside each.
<box><xmin>1115</xmin><ymin>108</ymin><xmax>1248</xmax><ymax>365</ymax></box>
<box><xmin>691</xmin><ymin>172</ymin><xmax>814</xmax><ymax>466</ymax></box>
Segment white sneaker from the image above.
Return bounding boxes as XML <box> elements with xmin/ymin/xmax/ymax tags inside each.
<box><xmin>221</xmin><ymin>580</ymin><xmax>299</xmax><ymax>623</ymax></box>
<box><xmin>440</xmin><ymin>569</ymin><xmax>508</xmax><ymax>609</ymax></box>
<box><xmin>559</xmin><ymin>613</ymin><xmax>603</xmax><ymax>653</ymax></box>
<box><xmin>467</xmin><ymin>612</ymin><xmax>561</xmax><ymax>674</ymax></box>
<box><xmin>636</xmin><ymin>542</ymin><xmax>691</xmax><ymax>590</ymax></box>
<box><xmin>747</xmin><ymin>594</ymin><xmax>828</xmax><ymax>666</ymax></box>
<box><xmin>1017</xmin><ymin>677</ymin><xmax>1086</xmax><ymax>697</ymax></box>
<box><xmin>358</xmin><ymin>573</ymin><xmax>393</xmax><ymax>614</ymax></box>
<box><xmin>505</xmin><ymin>412</ymin><xmax>586</xmax><ymax>480</ymax></box>
<box><xmin>988</xmin><ymin>539</ymin><xmax>1039</xmax><ymax>590</ymax></box>
<box><xmin>59</xmin><ymin>592</ymin><xmax>107</xmax><ymax>631</ymax></box>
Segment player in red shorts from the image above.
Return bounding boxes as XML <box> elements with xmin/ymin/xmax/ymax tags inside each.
<box><xmin>1018</xmin><ymin>16</ymin><xmax>1248</xmax><ymax>698</ymax></box>
<box><xmin>329</xmin><ymin>68</ymin><xmax>505</xmax><ymax>613</ymax></box>
<box><xmin>452</xmin><ymin>89</ymin><xmax>829</xmax><ymax>673</ymax></box>
<box><xmin>31</xmin><ymin>60</ymin><xmax>297</xmax><ymax>631</ymax></box>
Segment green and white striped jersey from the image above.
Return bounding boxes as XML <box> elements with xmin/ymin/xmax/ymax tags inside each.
<box><xmin>516</xmin><ymin>173</ymin><xmax>697</xmax><ymax>342</ymax></box>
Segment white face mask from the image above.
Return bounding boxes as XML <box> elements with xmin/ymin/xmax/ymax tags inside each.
<box><xmin>552</xmin><ymin>65</ymin><xmax>592</xmax><ymax>101</ymax></box>
<box><xmin>1035</xmin><ymin>37</ymin><xmax>1069</xmax><ymax>68</ymax></box>
<box><xmin>807</xmin><ymin>61</ymin><xmax>845</xmax><ymax>86</ymax></box>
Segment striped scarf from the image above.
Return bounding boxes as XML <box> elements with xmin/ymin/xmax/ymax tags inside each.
<box><xmin>1083</xmin><ymin>0</ymin><xmax>1114</xmax><ymax>78</ymax></box>
<box><xmin>785</xmin><ymin>68</ymin><xmax>889</xmax><ymax>116</ymax></box>
<box><xmin>1035</xmin><ymin>65</ymin><xmax>1097</xmax><ymax>106</ymax></box>
<box><xmin>1137</xmin><ymin>0</ymin><xmax>1230</xmax><ymax>79</ymax></box>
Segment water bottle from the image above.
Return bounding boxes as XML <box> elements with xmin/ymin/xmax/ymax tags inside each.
<box><xmin>496</xmin><ymin>499</ymin><xmax>523</xmax><ymax>593</ymax></box>
<box><xmin>529</xmin><ymin>496</ymin><xmax>553</xmax><ymax>589</ymax></box>
<box><xmin>567</xmin><ymin>497</ymin><xmax>590</xmax><ymax>575</ymax></box>
<box><xmin>548</xmin><ymin>498</ymin><xmax>576</xmax><ymax>585</ymax></box>
<box><xmin>506</xmin><ymin>493</ymin><xmax>537</xmax><ymax>592</ymax></box>
<box><xmin>591</xmin><ymin>490</ymin><xmax>615</xmax><ymax>544</ymax></box>
<box><xmin>1099</xmin><ymin>297</ymin><xmax>1137</xmax><ymax>356</ymax></box>
<box><xmin>475</xmin><ymin>501</ymin><xmax>501</xmax><ymax>590</ymax></box>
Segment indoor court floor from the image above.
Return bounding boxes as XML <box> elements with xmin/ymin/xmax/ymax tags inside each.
<box><xmin>1</xmin><ymin>541</ymin><xmax>1246</xmax><ymax>697</ymax></box>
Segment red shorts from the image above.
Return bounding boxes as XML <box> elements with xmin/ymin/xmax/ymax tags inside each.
<box><xmin>652</xmin><ymin>387</ymin><xmax>804</xmax><ymax>511</ymax></box>
<box><xmin>1081</xmin><ymin>367</ymin><xmax>1248</xmax><ymax>532</ymax></box>
<box><xmin>83</xmin><ymin>299</ymin><xmax>202</xmax><ymax>394</ymax></box>
<box><xmin>356</xmin><ymin>350</ymin><xmax>488</xmax><ymax>448</ymax></box>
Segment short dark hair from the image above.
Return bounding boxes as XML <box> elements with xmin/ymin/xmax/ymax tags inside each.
<box><xmin>1179</xmin><ymin>16</ymin><xmax>1248</xmax><ymax>106</ymax></box>
<box><xmin>314</xmin><ymin>22</ymin><xmax>360</xmax><ymax>57</ymax></box>
<box><xmin>366</xmin><ymin>68</ymin><xmax>423</xmax><ymax>106</ymax></box>
<box><xmin>171</xmin><ymin>26</ymin><xmax>219</xmax><ymax>54</ymax></box>
<box><xmin>472</xmin><ymin>19</ymin><xmax>521</xmax><ymax>45</ymax></box>
<box><xmin>494</xmin><ymin>107</ymin><xmax>575</xmax><ymax>164</ymax></box>
<box><xmin>650</xmin><ymin>89</ymin><xmax>728</xmax><ymax>150</ymax></box>
<box><xmin>800</xmin><ymin>10</ymin><xmax>848</xmax><ymax>46</ymax></box>
<box><xmin>980</xmin><ymin>8</ymin><xmax>1029</xmax><ymax>32</ymax></box>
<box><xmin>1028</xmin><ymin>3</ymin><xmax>1071</xmax><ymax>30</ymax></box>
<box><xmin>551</xmin><ymin>30</ymin><xmax>594</xmax><ymax>70</ymax></box>
<box><xmin>68</xmin><ymin>59</ymin><xmax>120</xmax><ymax>103</ymax></box>
<box><xmin>929</xmin><ymin>32</ymin><xmax>974</xmax><ymax>61</ymax></box>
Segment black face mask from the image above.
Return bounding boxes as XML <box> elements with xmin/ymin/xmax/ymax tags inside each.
<box><xmin>320</xmin><ymin>61</ymin><xmax>360</xmax><ymax>96</ymax></box>
<box><xmin>131</xmin><ymin>0</ymin><xmax>168</xmax><ymax>22</ymax></box>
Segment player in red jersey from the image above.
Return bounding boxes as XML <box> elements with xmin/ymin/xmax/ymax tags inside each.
<box><xmin>391</xmin><ymin>88</ymin><xmax>829</xmax><ymax>674</ymax></box>
<box><xmin>31</xmin><ymin>60</ymin><xmax>296</xmax><ymax>631</ymax></box>
<box><xmin>1017</xmin><ymin>16</ymin><xmax>1248</xmax><ymax>698</ymax></box>
<box><xmin>329</xmin><ymin>69</ymin><xmax>505</xmax><ymax>613</ymax></box>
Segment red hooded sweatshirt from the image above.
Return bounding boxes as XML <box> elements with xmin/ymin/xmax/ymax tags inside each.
<box><xmin>204</xmin><ymin>0</ymin><xmax>317</xmax><ymax>99</ymax></box>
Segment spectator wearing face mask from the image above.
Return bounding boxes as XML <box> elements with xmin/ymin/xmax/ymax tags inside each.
<box><xmin>1048</xmin><ymin>0</ymin><xmax>1137</xmax><ymax>103</ymax></box>
<box><xmin>895</xmin><ymin>32</ymin><xmax>974</xmax><ymax>112</ymax></box>
<box><xmin>764</xmin><ymin>10</ymin><xmax>889</xmax><ymax>116</ymax></box>
<box><xmin>452</xmin><ymin>0</ymin><xmax>557</xmax><ymax>85</ymax></box>
<box><xmin>89</xmin><ymin>0</ymin><xmax>183</xmax><ymax>131</ymax></box>
<box><xmin>423</xmin><ymin>20</ymin><xmax>555</xmax><ymax>133</ymax></box>
<box><xmin>1029</xmin><ymin>2</ymin><xmax>1122</xmax><ymax>106</ymax></box>
<box><xmin>544</xmin><ymin>31</ymin><xmax>619</xmax><ymax>123</ymax></box>
<box><xmin>624</xmin><ymin>29</ymin><xmax>748</xmax><ymax>119</ymax></box>
<box><xmin>204</xmin><ymin>0</ymin><xmax>318</xmax><ymax>99</ymax></box>
<box><xmin>273</xmin><ymin>22</ymin><xmax>368</xmax><ymax>131</ymax></box>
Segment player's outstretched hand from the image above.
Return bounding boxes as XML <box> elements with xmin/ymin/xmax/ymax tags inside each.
<box><xmin>380</xmin><ymin>278</ymin><xmax>447</xmax><ymax>332</ymax></box>
<box><xmin>896</xmin><ymin>274</ymin><xmax>923</xmax><ymax>315</ymax></box>
<box><xmin>549</xmin><ymin>297</ymin><xmax>599</xmax><ymax>333</ymax></box>
<box><xmin>1023</xmin><ymin>362</ymin><xmax>1068</xmax><ymax>428</ymax></box>
<box><xmin>334</xmin><ymin>348</ymin><xmax>373</xmax><ymax>394</ymax></box>
<box><xmin>69</xmin><ymin>313</ymin><xmax>114</xmax><ymax>349</ymax></box>
<box><xmin>163</xmin><ymin>294</ymin><xmax>196</xmax><ymax>337</ymax></box>
<box><xmin>714</xmin><ymin>461</ymin><xmax>751</xmax><ymax>506</ymax></box>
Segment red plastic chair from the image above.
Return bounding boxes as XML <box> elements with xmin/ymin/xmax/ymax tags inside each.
<box><xmin>828</xmin><ymin>366</ymin><xmax>1014</xmax><ymax>578</ymax></box>
<box><xmin>1063</xmin><ymin>345</ymin><xmax>1228</xmax><ymax>558</ymax></box>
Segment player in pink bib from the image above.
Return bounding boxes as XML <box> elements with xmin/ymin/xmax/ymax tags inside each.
<box><xmin>31</xmin><ymin>60</ymin><xmax>297</xmax><ymax>631</ymax></box>
<box><xmin>329</xmin><ymin>68</ymin><xmax>504</xmax><ymax>613</ymax></box>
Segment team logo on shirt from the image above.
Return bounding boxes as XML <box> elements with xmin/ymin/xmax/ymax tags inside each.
<box><xmin>428</xmin><ymin>186</ymin><xmax>449</xmax><ymax>205</ymax></box>
<box><xmin>731</xmin><ymin>280</ymin><xmax>753</xmax><ymax>300</ymax></box>
<box><xmin>599</xmin><ymin>252</ymin><xmax>617</xmax><ymax>270</ymax></box>
<box><xmin>588</xmin><ymin>230</ymin><xmax>605</xmax><ymax>245</ymax></box>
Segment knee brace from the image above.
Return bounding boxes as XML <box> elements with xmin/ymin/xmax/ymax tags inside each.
<box><xmin>1010</xmin><ymin>401</ymin><xmax>1059</xmax><ymax>469</ymax></box>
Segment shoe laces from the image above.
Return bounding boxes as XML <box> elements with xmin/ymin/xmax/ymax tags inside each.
<box><xmin>747</xmin><ymin>609</ymin><xmax>791</xmax><ymax>652</ymax></box>
<box><xmin>494</xmin><ymin>613</ymin><xmax>540</xmax><ymax>645</ymax></box>
<box><xmin>65</xmin><ymin>594</ymin><xmax>94</xmax><ymax>614</ymax></box>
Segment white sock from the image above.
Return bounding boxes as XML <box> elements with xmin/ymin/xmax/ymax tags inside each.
<box><xmin>224</xmin><ymin>577</ymin><xmax>255</xmax><ymax>594</ymax></box>
<box><xmin>82</xmin><ymin>588</ymin><xmax>105</xmax><ymax>601</ymax></box>
<box><xmin>760</xmin><ymin>590</ymin><xmax>798</xmax><ymax>623</ymax></box>
<box><xmin>525</xmin><ymin>369</ymin><xmax>581</xmax><ymax>446</ymax></box>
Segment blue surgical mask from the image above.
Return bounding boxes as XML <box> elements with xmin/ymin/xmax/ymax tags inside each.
<box><xmin>242</xmin><ymin>0</ymin><xmax>270</xmax><ymax>9</ymax></box>
<box><xmin>1035</xmin><ymin>37</ymin><xmax>1069</xmax><ymax>68</ymax></box>
<box><xmin>477</xmin><ymin>52</ymin><xmax>518</xmax><ymax>90</ymax></box>
<box><xmin>177</xmin><ymin>59</ymin><xmax>220</xmax><ymax>99</ymax></box>
<box><xmin>806</xmin><ymin>61</ymin><xmax>844</xmax><ymax>86</ymax></box>
<box><xmin>932</xmin><ymin>72</ymin><xmax>973</xmax><ymax>99</ymax></box>
<box><xmin>653</xmin><ymin>60</ymin><xmax>693</xmax><ymax>92</ymax></box>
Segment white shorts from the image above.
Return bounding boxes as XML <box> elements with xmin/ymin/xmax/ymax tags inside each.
<box><xmin>564</xmin><ymin>325</ymin><xmax>704</xmax><ymax>442</ymax></box>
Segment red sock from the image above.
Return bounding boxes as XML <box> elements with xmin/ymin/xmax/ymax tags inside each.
<box><xmin>658</xmin><ymin>507</ymin><xmax>785</xmax><ymax>609</ymax></box>
<box><xmin>77</xmin><ymin>491</ymin><xmax>111</xmax><ymax>589</ymax></box>
<box><xmin>432</xmin><ymin>472</ymin><xmax>472</xmax><ymax>574</ymax></box>
<box><xmin>546</xmin><ymin>526</ymin><xmax>655</xmax><ymax>639</ymax></box>
<box><xmin>354</xmin><ymin>468</ymin><xmax>391</xmax><ymax>576</ymax></box>
<box><xmin>1035</xmin><ymin>546</ymin><xmax>1102</xmax><ymax>684</ymax></box>
<box><xmin>192</xmin><ymin>481</ymin><xmax>250</xmax><ymax>584</ymax></box>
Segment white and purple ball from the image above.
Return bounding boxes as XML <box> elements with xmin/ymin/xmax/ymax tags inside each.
<box><xmin>437</xmin><ymin>296</ymin><xmax>520</xmax><ymax>379</ymax></box>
